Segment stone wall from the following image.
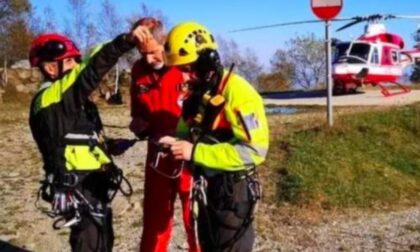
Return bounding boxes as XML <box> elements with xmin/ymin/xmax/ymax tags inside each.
<box><xmin>0</xmin><ymin>67</ymin><xmax>42</xmax><ymax>94</ymax></box>
<box><xmin>0</xmin><ymin>67</ymin><xmax>131</xmax><ymax>104</ymax></box>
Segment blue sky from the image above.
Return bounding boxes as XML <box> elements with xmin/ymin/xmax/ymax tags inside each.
<box><xmin>31</xmin><ymin>0</ymin><xmax>420</xmax><ymax>68</ymax></box>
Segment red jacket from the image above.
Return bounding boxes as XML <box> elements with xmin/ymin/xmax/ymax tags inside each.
<box><xmin>130</xmin><ymin>59</ymin><xmax>186</xmax><ymax>139</ymax></box>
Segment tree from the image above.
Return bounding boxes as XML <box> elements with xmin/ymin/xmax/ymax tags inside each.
<box><xmin>410</xmin><ymin>32</ymin><xmax>420</xmax><ymax>84</ymax></box>
<box><xmin>126</xmin><ymin>3</ymin><xmax>169</xmax><ymax>30</ymax></box>
<box><xmin>5</xmin><ymin>19</ymin><xmax>34</xmax><ymax>62</ymax></box>
<box><xmin>65</xmin><ymin>0</ymin><xmax>99</xmax><ymax>53</ymax></box>
<box><xmin>271</xmin><ymin>33</ymin><xmax>325</xmax><ymax>90</ymax></box>
<box><xmin>257</xmin><ymin>71</ymin><xmax>291</xmax><ymax>92</ymax></box>
<box><xmin>257</xmin><ymin>52</ymin><xmax>295</xmax><ymax>92</ymax></box>
<box><xmin>217</xmin><ymin>36</ymin><xmax>263</xmax><ymax>86</ymax></box>
<box><xmin>97</xmin><ymin>0</ymin><xmax>124</xmax><ymax>102</ymax></box>
<box><xmin>0</xmin><ymin>0</ymin><xmax>34</xmax><ymax>66</ymax></box>
<box><xmin>410</xmin><ymin>66</ymin><xmax>420</xmax><ymax>84</ymax></box>
<box><xmin>39</xmin><ymin>6</ymin><xmax>58</xmax><ymax>33</ymax></box>
<box><xmin>98</xmin><ymin>0</ymin><xmax>123</xmax><ymax>41</ymax></box>
<box><xmin>30</xmin><ymin>5</ymin><xmax>59</xmax><ymax>35</ymax></box>
<box><xmin>0</xmin><ymin>0</ymin><xmax>30</xmax><ymax>24</ymax></box>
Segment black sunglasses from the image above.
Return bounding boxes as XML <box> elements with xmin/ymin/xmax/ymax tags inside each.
<box><xmin>38</xmin><ymin>40</ymin><xmax>74</xmax><ymax>62</ymax></box>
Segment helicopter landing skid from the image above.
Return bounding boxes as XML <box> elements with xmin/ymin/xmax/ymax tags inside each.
<box><xmin>376</xmin><ymin>81</ymin><xmax>411</xmax><ymax>97</ymax></box>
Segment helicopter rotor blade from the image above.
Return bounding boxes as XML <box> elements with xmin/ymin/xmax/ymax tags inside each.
<box><xmin>336</xmin><ymin>14</ymin><xmax>420</xmax><ymax>32</ymax></box>
<box><xmin>336</xmin><ymin>18</ymin><xmax>364</xmax><ymax>32</ymax></box>
<box><xmin>229</xmin><ymin>18</ymin><xmax>353</xmax><ymax>33</ymax></box>
<box><xmin>393</xmin><ymin>15</ymin><xmax>420</xmax><ymax>20</ymax></box>
<box><xmin>229</xmin><ymin>14</ymin><xmax>420</xmax><ymax>34</ymax></box>
<box><xmin>230</xmin><ymin>20</ymin><xmax>321</xmax><ymax>33</ymax></box>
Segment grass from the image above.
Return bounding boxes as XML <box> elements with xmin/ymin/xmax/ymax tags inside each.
<box><xmin>264</xmin><ymin>103</ymin><xmax>420</xmax><ymax>208</ymax></box>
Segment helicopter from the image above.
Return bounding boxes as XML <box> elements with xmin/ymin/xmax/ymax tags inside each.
<box><xmin>231</xmin><ymin>14</ymin><xmax>420</xmax><ymax>96</ymax></box>
<box><xmin>332</xmin><ymin>14</ymin><xmax>420</xmax><ymax>96</ymax></box>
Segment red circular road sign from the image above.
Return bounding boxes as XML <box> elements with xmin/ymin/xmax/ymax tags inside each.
<box><xmin>311</xmin><ymin>0</ymin><xmax>343</xmax><ymax>20</ymax></box>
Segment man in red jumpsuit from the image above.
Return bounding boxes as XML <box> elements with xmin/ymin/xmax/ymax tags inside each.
<box><xmin>129</xmin><ymin>18</ymin><xmax>199</xmax><ymax>252</ymax></box>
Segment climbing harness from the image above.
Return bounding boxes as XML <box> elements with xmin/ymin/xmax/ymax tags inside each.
<box><xmin>35</xmin><ymin>163</ymin><xmax>133</xmax><ymax>230</ymax></box>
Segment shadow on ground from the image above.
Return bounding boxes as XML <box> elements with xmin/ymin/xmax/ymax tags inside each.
<box><xmin>0</xmin><ymin>241</ymin><xmax>31</xmax><ymax>252</ymax></box>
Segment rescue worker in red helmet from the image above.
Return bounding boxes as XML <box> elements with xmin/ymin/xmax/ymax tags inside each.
<box><xmin>129</xmin><ymin>17</ymin><xmax>200</xmax><ymax>252</ymax></box>
<box><xmin>160</xmin><ymin>22</ymin><xmax>269</xmax><ymax>251</ymax></box>
<box><xmin>29</xmin><ymin>26</ymin><xmax>152</xmax><ymax>252</ymax></box>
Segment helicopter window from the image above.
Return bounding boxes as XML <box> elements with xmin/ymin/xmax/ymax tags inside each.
<box><xmin>348</xmin><ymin>43</ymin><xmax>371</xmax><ymax>62</ymax></box>
<box><xmin>371</xmin><ymin>47</ymin><xmax>379</xmax><ymax>64</ymax></box>
<box><xmin>333</xmin><ymin>42</ymin><xmax>350</xmax><ymax>62</ymax></box>
<box><xmin>391</xmin><ymin>50</ymin><xmax>399</xmax><ymax>64</ymax></box>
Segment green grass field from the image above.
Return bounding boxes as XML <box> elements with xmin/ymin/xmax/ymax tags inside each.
<box><xmin>263</xmin><ymin>103</ymin><xmax>420</xmax><ymax>209</ymax></box>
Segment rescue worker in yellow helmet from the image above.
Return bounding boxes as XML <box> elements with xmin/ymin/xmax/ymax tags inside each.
<box><xmin>159</xmin><ymin>22</ymin><xmax>269</xmax><ymax>252</ymax></box>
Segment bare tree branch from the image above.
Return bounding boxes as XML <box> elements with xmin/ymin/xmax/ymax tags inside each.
<box><xmin>271</xmin><ymin>33</ymin><xmax>325</xmax><ymax>90</ymax></box>
<box><xmin>217</xmin><ymin>36</ymin><xmax>263</xmax><ymax>86</ymax></box>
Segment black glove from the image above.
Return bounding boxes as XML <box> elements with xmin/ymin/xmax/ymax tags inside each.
<box><xmin>106</xmin><ymin>138</ymin><xmax>138</xmax><ymax>156</ymax></box>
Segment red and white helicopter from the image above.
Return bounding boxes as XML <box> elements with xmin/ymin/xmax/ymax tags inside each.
<box><xmin>332</xmin><ymin>14</ymin><xmax>420</xmax><ymax>96</ymax></box>
<box><xmin>231</xmin><ymin>14</ymin><xmax>420</xmax><ymax>96</ymax></box>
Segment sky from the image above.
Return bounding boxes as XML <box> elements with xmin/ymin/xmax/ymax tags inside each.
<box><xmin>30</xmin><ymin>0</ymin><xmax>420</xmax><ymax>68</ymax></box>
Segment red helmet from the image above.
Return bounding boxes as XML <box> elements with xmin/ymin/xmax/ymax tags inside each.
<box><xmin>29</xmin><ymin>33</ymin><xmax>81</xmax><ymax>67</ymax></box>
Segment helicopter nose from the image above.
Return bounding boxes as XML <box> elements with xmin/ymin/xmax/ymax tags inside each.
<box><xmin>333</xmin><ymin>63</ymin><xmax>349</xmax><ymax>75</ymax></box>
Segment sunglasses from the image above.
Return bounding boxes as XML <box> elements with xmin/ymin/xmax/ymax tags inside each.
<box><xmin>38</xmin><ymin>40</ymin><xmax>78</xmax><ymax>62</ymax></box>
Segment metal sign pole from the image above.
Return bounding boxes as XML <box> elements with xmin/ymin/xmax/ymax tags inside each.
<box><xmin>326</xmin><ymin>20</ymin><xmax>333</xmax><ymax>127</ymax></box>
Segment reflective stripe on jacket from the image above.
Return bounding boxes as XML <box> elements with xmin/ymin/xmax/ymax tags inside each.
<box><xmin>178</xmin><ymin>71</ymin><xmax>269</xmax><ymax>171</ymax></box>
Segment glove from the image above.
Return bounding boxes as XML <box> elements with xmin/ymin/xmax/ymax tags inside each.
<box><xmin>106</xmin><ymin>138</ymin><xmax>138</xmax><ymax>156</ymax></box>
<box><xmin>129</xmin><ymin>117</ymin><xmax>150</xmax><ymax>140</ymax></box>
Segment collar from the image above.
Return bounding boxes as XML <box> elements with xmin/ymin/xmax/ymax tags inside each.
<box><xmin>39</xmin><ymin>81</ymin><xmax>52</xmax><ymax>91</ymax></box>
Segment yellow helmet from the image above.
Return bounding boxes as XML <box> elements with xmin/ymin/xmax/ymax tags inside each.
<box><xmin>165</xmin><ymin>22</ymin><xmax>218</xmax><ymax>66</ymax></box>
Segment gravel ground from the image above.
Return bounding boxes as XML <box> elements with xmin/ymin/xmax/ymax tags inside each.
<box><xmin>0</xmin><ymin>104</ymin><xmax>419</xmax><ymax>252</ymax></box>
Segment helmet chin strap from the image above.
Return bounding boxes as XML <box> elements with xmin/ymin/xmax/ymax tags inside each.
<box><xmin>50</xmin><ymin>60</ymin><xmax>72</xmax><ymax>81</ymax></box>
<box><xmin>57</xmin><ymin>60</ymin><xmax>64</xmax><ymax>78</ymax></box>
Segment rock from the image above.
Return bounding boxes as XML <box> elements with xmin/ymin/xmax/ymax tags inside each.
<box><xmin>15</xmin><ymin>84</ymin><xmax>28</xmax><ymax>93</ymax></box>
<box><xmin>26</xmin><ymin>83</ymin><xmax>39</xmax><ymax>92</ymax></box>
<box><xmin>8</xmin><ymin>172</ymin><xmax>20</xmax><ymax>178</ymax></box>
<box><xmin>11</xmin><ymin>60</ymin><xmax>30</xmax><ymax>69</ymax></box>
<box><xmin>30</xmin><ymin>69</ymin><xmax>42</xmax><ymax>81</ymax></box>
<box><xmin>0</xmin><ymin>230</ymin><xmax>19</xmax><ymax>241</ymax></box>
<box><xmin>132</xmin><ymin>202</ymin><xmax>141</xmax><ymax>211</ymax></box>
<box><xmin>16</xmin><ymin>69</ymin><xmax>32</xmax><ymax>80</ymax></box>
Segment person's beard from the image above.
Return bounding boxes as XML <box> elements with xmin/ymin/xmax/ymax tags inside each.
<box><xmin>152</xmin><ymin>62</ymin><xmax>164</xmax><ymax>70</ymax></box>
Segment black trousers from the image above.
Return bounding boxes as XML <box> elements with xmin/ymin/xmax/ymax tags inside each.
<box><xmin>69</xmin><ymin>172</ymin><xmax>114</xmax><ymax>252</ymax></box>
<box><xmin>198</xmin><ymin>174</ymin><xmax>255</xmax><ymax>252</ymax></box>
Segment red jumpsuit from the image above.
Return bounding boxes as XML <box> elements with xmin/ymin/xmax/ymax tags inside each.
<box><xmin>130</xmin><ymin>59</ymin><xmax>199</xmax><ymax>252</ymax></box>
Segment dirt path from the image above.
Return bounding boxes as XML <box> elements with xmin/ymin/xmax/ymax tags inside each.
<box><xmin>0</xmin><ymin>104</ymin><xmax>419</xmax><ymax>252</ymax></box>
<box><xmin>264</xmin><ymin>90</ymin><xmax>420</xmax><ymax>107</ymax></box>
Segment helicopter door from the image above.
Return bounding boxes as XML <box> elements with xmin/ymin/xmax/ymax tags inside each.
<box><xmin>381</xmin><ymin>46</ymin><xmax>393</xmax><ymax>65</ymax></box>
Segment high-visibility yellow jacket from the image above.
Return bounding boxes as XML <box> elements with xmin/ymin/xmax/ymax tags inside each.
<box><xmin>178</xmin><ymin>70</ymin><xmax>269</xmax><ymax>172</ymax></box>
<box><xmin>29</xmin><ymin>34</ymin><xmax>134</xmax><ymax>175</ymax></box>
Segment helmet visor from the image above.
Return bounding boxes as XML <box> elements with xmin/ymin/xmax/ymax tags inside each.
<box><xmin>38</xmin><ymin>40</ymin><xmax>78</xmax><ymax>62</ymax></box>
